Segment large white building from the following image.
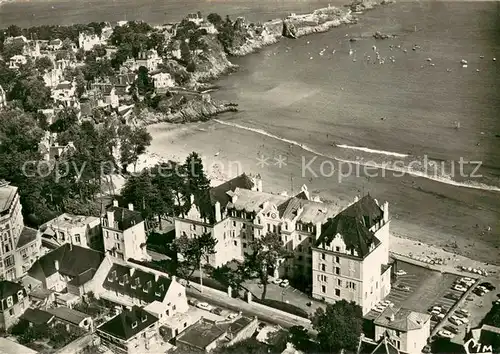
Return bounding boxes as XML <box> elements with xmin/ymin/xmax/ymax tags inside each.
<box><xmin>0</xmin><ymin>180</ymin><xmax>41</xmax><ymax>281</ymax></box>
<box><xmin>40</xmin><ymin>213</ymin><xmax>101</xmax><ymax>249</ymax></box>
<box><xmin>312</xmin><ymin>195</ymin><xmax>392</xmax><ymax>315</ymax></box>
<box><xmin>102</xmin><ymin>201</ymin><xmax>150</xmax><ymax>262</ymax></box>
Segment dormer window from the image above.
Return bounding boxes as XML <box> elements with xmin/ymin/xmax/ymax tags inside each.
<box><xmin>107</xmin><ymin>271</ymin><xmax>116</xmax><ymax>282</ymax></box>
<box><xmin>141</xmin><ymin>315</ymin><xmax>147</xmax><ymax>323</ymax></box>
<box><xmin>155</xmin><ymin>283</ymin><xmax>164</xmax><ymax>297</ymax></box>
<box><xmin>135</xmin><ymin>278</ymin><xmax>140</xmax><ymax>287</ymax></box>
<box><xmin>17</xmin><ymin>290</ymin><xmax>23</xmax><ymax>301</ymax></box>
<box><xmin>6</xmin><ymin>296</ymin><xmax>13</xmax><ymax>308</ymax></box>
<box><xmin>143</xmin><ymin>280</ymin><xmax>152</xmax><ymax>293</ymax></box>
<box><xmin>131</xmin><ymin>321</ymin><xmax>137</xmax><ymax>329</ymax></box>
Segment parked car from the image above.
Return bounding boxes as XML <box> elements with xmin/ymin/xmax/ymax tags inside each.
<box><xmin>473</xmin><ymin>288</ymin><xmax>487</xmax><ymax>296</ymax></box>
<box><xmin>396</xmin><ymin>284</ymin><xmax>411</xmax><ymax>291</ymax></box>
<box><xmin>381</xmin><ymin>300</ymin><xmax>393</xmax><ymax>306</ymax></box>
<box><xmin>196</xmin><ymin>302</ymin><xmax>214</xmax><ymax>311</ymax></box>
<box><xmin>455</xmin><ymin>314</ymin><xmax>469</xmax><ymax>324</ymax></box>
<box><xmin>395</xmin><ymin>270</ymin><xmax>407</xmax><ymax>276</ymax></box>
<box><xmin>438</xmin><ymin>330</ymin><xmax>454</xmax><ymax>339</ymax></box>
<box><xmin>430</xmin><ymin>309</ymin><xmax>441</xmax><ymax>316</ymax></box>
<box><xmin>453</xmin><ymin>284</ymin><xmax>467</xmax><ymax>292</ymax></box>
<box><xmin>445</xmin><ymin>293</ymin><xmax>460</xmax><ymax>301</ymax></box>
<box><xmin>211</xmin><ymin>307</ymin><xmax>223</xmax><ymax>315</ymax></box>
<box><xmin>449</xmin><ymin>316</ymin><xmax>463</xmax><ymax>326</ymax></box>
<box><xmin>272</xmin><ymin>278</ymin><xmax>283</xmax><ymax>285</ymax></box>
<box><xmin>280</xmin><ymin>279</ymin><xmax>290</xmax><ymax>287</ymax></box>
<box><xmin>432</xmin><ymin>305</ymin><xmax>443</xmax><ymax>312</ymax></box>
<box><xmin>456</xmin><ymin>309</ymin><xmax>469</xmax><ymax>317</ymax></box>
<box><xmin>443</xmin><ymin>325</ymin><xmax>459</xmax><ymax>335</ymax></box>
<box><xmin>480</xmin><ymin>282</ymin><xmax>496</xmax><ymax>291</ymax></box>
<box><xmin>188</xmin><ymin>298</ymin><xmax>198</xmax><ymax>306</ymax></box>
<box><xmin>227</xmin><ymin>313</ymin><xmax>238</xmax><ymax>320</ymax></box>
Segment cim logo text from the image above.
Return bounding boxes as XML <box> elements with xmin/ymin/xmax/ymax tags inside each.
<box><xmin>464</xmin><ymin>338</ymin><xmax>493</xmax><ymax>354</ymax></box>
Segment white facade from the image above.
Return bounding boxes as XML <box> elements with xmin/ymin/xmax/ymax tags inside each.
<box><xmin>8</xmin><ymin>55</ymin><xmax>27</xmax><ymax>69</ymax></box>
<box><xmin>78</xmin><ymin>32</ymin><xmax>103</xmax><ymax>51</ymax></box>
<box><xmin>102</xmin><ymin>201</ymin><xmax>150</xmax><ymax>262</ymax></box>
<box><xmin>41</xmin><ymin>213</ymin><xmax>101</xmax><ymax>249</ymax></box>
<box><xmin>152</xmin><ymin>72</ymin><xmax>175</xmax><ymax>89</ymax></box>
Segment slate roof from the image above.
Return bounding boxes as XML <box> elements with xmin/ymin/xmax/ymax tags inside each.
<box><xmin>47</xmin><ymin>306</ymin><xmax>89</xmax><ymax>326</ymax></box>
<box><xmin>20</xmin><ymin>308</ymin><xmax>54</xmax><ymax>325</ymax></box>
<box><xmin>209</xmin><ymin>173</ymin><xmax>255</xmax><ymax>207</ymax></box>
<box><xmin>315</xmin><ymin>195</ymin><xmax>383</xmax><ymax>258</ymax></box>
<box><xmin>16</xmin><ymin>227</ymin><xmax>38</xmax><ymax>248</ymax></box>
<box><xmin>28</xmin><ymin>244</ymin><xmax>104</xmax><ymax>281</ymax></box>
<box><xmin>104</xmin><ymin>206</ymin><xmax>143</xmax><ymax>231</ymax></box>
<box><xmin>0</xmin><ymin>281</ymin><xmax>23</xmax><ymax>301</ymax></box>
<box><xmin>67</xmin><ymin>268</ymin><xmax>96</xmax><ymax>287</ymax></box>
<box><xmin>98</xmin><ymin>306</ymin><xmax>158</xmax><ymax>341</ymax></box>
<box><xmin>374</xmin><ymin>307</ymin><xmax>431</xmax><ymax>332</ymax></box>
<box><xmin>102</xmin><ymin>263</ymin><xmax>172</xmax><ymax>302</ymax></box>
<box><xmin>177</xmin><ymin>318</ymin><xmax>230</xmax><ymax>350</ymax></box>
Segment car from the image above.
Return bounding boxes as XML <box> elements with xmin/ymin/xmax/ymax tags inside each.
<box><xmin>381</xmin><ymin>300</ymin><xmax>393</xmax><ymax>306</ymax></box>
<box><xmin>188</xmin><ymin>298</ymin><xmax>198</xmax><ymax>306</ymax></box>
<box><xmin>478</xmin><ymin>285</ymin><xmax>490</xmax><ymax>293</ymax></box>
<box><xmin>443</xmin><ymin>325</ymin><xmax>459</xmax><ymax>335</ymax></box>
<box><xmin>445</xmin><ymin>292</ymin><xmax>460</xmax><ymax>301</ymax></box>
<box><xmin>395</xmin><ymin>270</ymin><xmax>407</xmax><ymax>276</ymax></box>
<box><xmin>456</xmin><ymin>309</ymin><xmax>469</xmax><ymax>317</ymax></box>
<box><xmin>272</xmin><ymin>278</ymin><xmax>283</xmax><ymax>285</ymax></box>
<box><xmin>455</xmin><ymin>314</ymin><xmax>469</xmax><ymax>323</ymax></box>
<box><xmin>453</xmin><ymin>284</ymin><xmax>467</xmax><ymax>292</ymax></box>
<box><xmin>432</xmin><ymin>305</ymin><xmax>443</xmax><ymax>312</ymax></box>
<box><xmin>430</xmin><ymin>309</ymin><xmax>441</xmax><ymax>316</ymax></box>
<box><xmin>372</xmin><ymin>307</ymin><xmax>384</xmax><ymax>313</ymax></box>
<box><xmin>480</xmin><ymin>282</ymin><xmax>496</xmax><ymax>291</ymax></box>
<box><xmin>211</xmin><ymin>307</ymin><xmax>223</xmax><ymax>315</ymax></box>
<box><xmin>438</xmin><ymin>330</ymin><xmax>454</xmax><ymax>339</ymax></box>
<box><xmin>437</xmin><ymin>313</ymin><xmax>445</xmax><ymax>320</ymax></box>
<box><xmin>227</xmin><ymin>313</ymin><xmax>238</xmax><ymax>320</ymax></box>
<box><xmin>474</xmin><ymin>288</ymin><xmax>487</xmax><ymax>296</ymax></box>
<box><xmin>449</xmin><ymin>317</ymin><xmax>463</xmax><ymax>326</ymax></box>
<box><xmin>396</xmin><ymin>284</ymin><xmax>411</xmax><ymax>291</ymax></box>
<box><xmin>280</xmin><ymin>279</ymin><xmax>290</xmax><ymax>287</ymax></box>
<box><xmin>196</xmin><ymin>302</ymin><xmax>214</xmax><ymax>311</ymax></box>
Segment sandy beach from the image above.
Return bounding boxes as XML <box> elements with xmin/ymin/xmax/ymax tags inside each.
<box><xmin>142</xmin><ymin>119</ymin><xmax>500</xmax><ymax>266</ymax></box>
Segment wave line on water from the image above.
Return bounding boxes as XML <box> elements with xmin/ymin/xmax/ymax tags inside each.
<box><xmin>336</xmin><ymin>144</ymin><xmax>409</xmax><ymax>157</ymax></box>
<box><xmin>212</xmin><ymin>119</ymin><xmax>500</xmax><ymax>193</ymax></box>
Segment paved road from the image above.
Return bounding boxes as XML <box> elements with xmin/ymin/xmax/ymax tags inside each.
<box><xmin>185</xmin><ymin>284</ymin><xmax>315</xmax><ymax>334</ymax></box>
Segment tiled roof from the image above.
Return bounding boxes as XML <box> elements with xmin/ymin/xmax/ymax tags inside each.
<box><xmin>28</xmin><ymin>244</ymin><xmax>104</xmax><ymax>280</ymax></box>
<box><xmin>102</xmin><ymin>263</ymin><xmax>172</xmax><ymax>303</ymax></box>
<box><xmin>374</xmin><ymin>307</ymin><xmax>431</xmax><ymax>332</ymax></box>
<box><xmin>104</xmin><ymin>206</ymin><xmax>143</xmax><ymax>231</ymax></box>
<box><xmin>209</xmin><ymin>173</ymin><xmax>255</xmax><ymax>207</ymax></box>
<box><xmin>227</xmin><ymin>188</ymin><xmax>289</xmax><ymax>214</ymax></box>
<box><xmin>47</xmin><ymin>306</ymin><xmax>89</xmax><ymax>326</ymax></box>
<box><xmin>315</xmin><ymin>195</ymin><xmax>384</xmax><ymax>258</ymax></box>
<box><xmin>20</xmin><ymin>308</ymin><xmax>54</xmax><ymax>325</ymax></box>
<box><xmin>177</xmin><ymin>318</ymin><xmax>230</xmax><ymax>350</ymax></box>
<box><xmin>0</xmin><ymin>281</ymin><xmax>23</xmax><ymax>301</ymax></box>
<box><xmin>16</xmin><ymin>227</ymin><xmax>39</xmax><ymax>248</ymax></box>
<box><xmin>98</xmin><ymin>306</ymin><xmax>158</xmax><ymax>340</ymax></box>
<box><xmin>67</xmin><ymin>268</ymin><xmax>96</xmax><ymax>286</ymax></box>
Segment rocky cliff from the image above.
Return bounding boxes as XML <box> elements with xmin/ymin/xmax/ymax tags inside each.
<box><xmin>191</xmin><ymin>36</ymin><xmax>238</xmax><ymax>82</ymax></box>
<box><xmin>283</xmin><ymin>6</ymin><xmax>355</xmax><ymax>38</ymax></box>
<box><xmin>225</xmin><ymin>20</ymin><xmax>283</xmax><ymax>57</ymax></box>
<box><xmin>137</xmin><ymin>98</ymin><xmax>237</xmax><ymax>125</ymax></box>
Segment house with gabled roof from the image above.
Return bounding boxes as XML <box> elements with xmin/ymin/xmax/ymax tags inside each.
<box><xmin>27</xmin><ymin>243</ymin><xmax>105</xmax><ymax>294</ymax></box>
<box><xmin>0</xmin><ymin>280</ymin><xmax>28</xmax><ymax>330</ymax></box>
<box><xmin>102</xmin><ymin>200</ymin><xmax>150</xmax><ymax>262</ymax></box>
<box><xmin>312</xmin><ymin>194</ymin><xmax>392</xmax><ymax>314</ymax></box>
<box><xmin>97</xmin><ymin>306</ymin><xmax>160</xmax><ymax>354</ymax></box>
<box><xmin>373</xmin><ymin>307</ymin><xmax>431</xmax><ymax>354</ymax></box>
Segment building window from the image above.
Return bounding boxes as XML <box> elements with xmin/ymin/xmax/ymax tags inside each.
<box><xmin>9</xmin><ymin>308</ymin><xmax>14</xmax><ymax>316</ymax></box>
<box><xmin>321</xmin><ymin>285</ymin><xmax>326</xmax><ymax>293</ymax></box>
<box><xmin>321</xmin><ymin>264</ymin><xmax>326</xmax><ymax>271</ymax></box>
<box><xmin>335</xmin><ymin>267</ymin><xmax>340</xmax><ymax>275</ymax></box>
<box><xmin>4</xmin><ymin>244</ymin><xmax>10</xmax><ymax>253</ymax></box>
<box><xmin>234</xmin><ymin>241</ymin><xmax>237</xmax><ymax>246</ymax></box>
<box><xmin>267</xmin><ymin>224</ymin><xmax>270</xmax><ymax>232</ymax></box>
<box><xmin>335</xmin><ymin>256</ymin><xmax>340</xmax><ymax>263</ymax></box>
<box><xmin>131</xmin><ymin>321</ymin><xmax>137</xmax><ymax>329</ymax></box>
<box><xmin>273</xmin><ymin>225</ymin><xmax>277</xmax><ymax>233</ymax></box>
<box><xmin>395</xmin><ymin>330</ymin><xmax>400</xmax><ymax>337</ymax></box>
<box><xmin>75</xmin><ymin>234</ymin><xmax>81</xmax><ymax>243</ymax></box>
<box><xmin>106</xmin><ymin>231</ymin><xmax>109</xmax><ymax>238</ymax></box>
<box><xmin>243</xmin><ymin>243</ymin><xmax>247</xmax><ymax>248</ymax></box>
<box><xmin>335</xmin><ymin>246</ymin><xmax>340</xmax><ymax>252</ymax></box>
<box><xmin>116</xmin><ymin>243</ymin><xmax>121</xmax><ymax>250</ymax></box>
<box><xmin>4</xmin><ymin>255</ymin><xmax>14</xmax><ymax>268</ymax></box>
<box><xmin>321</xmin><ymin>253</ymin><xmax>325</xmax><ymax>260</ymax></box>
<box><xmin>337</xmin><ymin>279</ymin><xmax>342</xmax><ymax>286</ymax></box>
<box><xmin>242</xmin><ymin>224</ymin><xmax>246</xmax><ymax>229</ymax></box>
<box><xmin>203</xmin><ymin>226</ymin><xmax>207</xmax><ymax>232</ymax></box>
<box><xmin>335</xmin><ymin>289</ymin><xmax>340</xmax><ymax>297</ymax></box>
<box><xmin>6</xmin><ymin>296</ymin><xmax>13</xmax><ymax>308</ymax></box>
<box><xmin>233</xmin><ymin>221</ymin><xmax>236</xmax><ymax>227</ymax></box>
<box><xmin>298</xmin><ymin>234</ymin><xmax>301</xmax><ymax>241</ymax></box>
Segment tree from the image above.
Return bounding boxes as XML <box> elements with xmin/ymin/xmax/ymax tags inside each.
<box><xmin>312</xmin><ymin>300</ymin><xmax>363</xmax><ymax>353</ymax></box>
<box><xmin>34</xmin><ymin>56</ymin><xmax>54</xmax><ymax>73</ymax></box>
<box><xmin>173</xmin><ymin>232</ymin><xmax>217</xmax><ymax>279</ymax></box>
<box><xmin>183</xmin><ymin>152</ymin><xmax>211</xmax><ymax>219</ymax></box>
<box><xmin>216</xmin><ymin>338</ymin><xmax>269</xmax><ymax>354</ymax></box>
<box><xmin>289</xmin><ymin>326</ymin><xmax>313</xmax><ymax>352</ymax></box>
<box><xmin>9</xmin><ymin>74</ymin><xmax>51</xmax><ymax>112</ymax></box>
<box><xmin>48</xmin><ymin>108</ymin><xmax>79</xmax><ymax>133</ymax></box>
<box><xmin>136</xmin><ymin>66</ymin><xmax>153</xmax><ymax>96</ymax></box>
<box><xmin>210</xmin><ymin>261</ymin><xmax>247</xmax><ymax>292</ymax></box>
<box><xmin>244</xmin><ymin>232</ymin><xmax>291</xmax><ymax>300</ymax></box>
<box><xmin>2</xmin><ymin>41</ymin><xmax>25</xmax><ymax>60</ymax></box>
<box><xmin>207</xmin><ymin>13</ymin><xmax>223</xmax><ymax>27</ymax></box>
<box><xmin>119</xmin><ymin>125</ymin><xmax>152</xmax><ymax>171</ymax></box>
<box><xmin>180</xmin><ymin>41</ymin><xmax>192</xmax><ymax>64</ymax></box>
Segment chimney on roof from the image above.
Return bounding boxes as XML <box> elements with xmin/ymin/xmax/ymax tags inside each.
<box><xmin>383</xmin><ymin>201</ymin><xmax>389</xmax><ymax>223</ymax></box>
<box><xmin>301</xmin><ymin>185</ymin><xmax>309</xmax><ymax>199</ymax></box>
<box><xmin>389</xmin><ymin>314</ymin><xmax>395</xmax><ymax>322</ymax></box>
<box><xmin>113</xmin><ymin>199</ymin><xmax>119</xmax><ymax>207</ymax></box>
<box><xmin>171</xmin><ymin>275</ymin><xmax>176</xmax><ymax>283</ymax></box>
<box><xmin>54</xmin><ymin>260</ymin><xmax>59</xmax><ymax>271</ymax></box>
<box><xmin>154</xmin><ymin>273</ymin><xmax>159</xmax><ymax>282</ymax></box>
<box><xmin>190</xmin><ymin>194</ymin><xmax>195</xmax><ymax>204</ymax></box>
<box><xmin>256</xmin><ymin>178</ymin><xmax>262</xmax><ymax>192</ymax></box>
<box><xmin>128</xmin><ymin>203</ymin><xmax>134</xmax><ymax>211</ymax></box>
<box><xmin>215</xmin><ymin>201</ymin><xmax>221</xmax><ymax>222</ymax></box>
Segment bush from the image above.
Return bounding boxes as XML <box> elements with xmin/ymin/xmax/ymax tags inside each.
<box><xmin>253</xmin><ymin>298</ymin><xmax>309</xmax><ymax>318</ymax></box>
<box><xmin>190</xmin><ymin>276</ymin><xmax>228</xmax><ymax>293</ymax></box>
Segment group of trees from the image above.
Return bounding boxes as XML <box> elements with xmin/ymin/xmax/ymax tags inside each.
<box><xmin>10</xmin><ymin>320</ymin><xmax>85</xmax><ymax>349</ymax></box>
